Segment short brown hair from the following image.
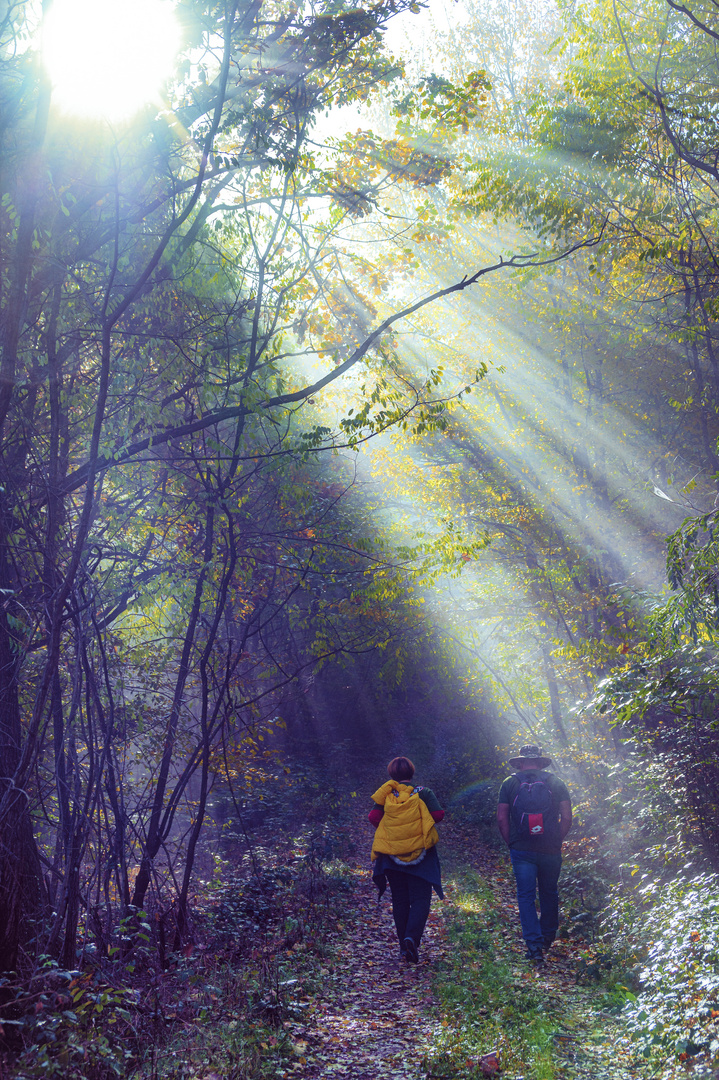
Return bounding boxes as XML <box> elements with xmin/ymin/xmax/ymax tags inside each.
<box><xmin>388</xmin><ymin>756</ymin><xmax>415</xmax><ymax>782</ymax></box>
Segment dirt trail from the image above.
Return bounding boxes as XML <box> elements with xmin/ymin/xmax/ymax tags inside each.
<box><xmin>281</xmin><ymin>815</ymin><xmax>621</xmax><ymax>1080</ymax></box>
<box><xmin>289</xmin><ymin>876</ymin><xmax>442</xmax><ymax>1078</ymax></box>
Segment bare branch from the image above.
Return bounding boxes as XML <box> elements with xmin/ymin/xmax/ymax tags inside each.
<box><xmin>60</xmin><ymin>233</ymin><xmax>602</xmax><ymax>496</ymax></box>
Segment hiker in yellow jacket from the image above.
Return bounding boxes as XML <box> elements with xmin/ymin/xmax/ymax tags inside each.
<box><xmin>369</xmin><ymin>756</ymin><xmax>444</xmax><ymax>963</ymax></box>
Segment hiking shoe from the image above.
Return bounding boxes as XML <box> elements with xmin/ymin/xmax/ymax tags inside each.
<box><xmin>527</xmin><ymin>950</ymin><xmax>545</xmax><ymax>967</ymax></box>
<box><xmin>403</xmin><ymin>937</ymin><xmax>419</xmax><ymax>964</ymax></box>
<box><xmin>542</xmin><ymin>937</ymin><xmax>555</xmax><ymax>953</ymax></box>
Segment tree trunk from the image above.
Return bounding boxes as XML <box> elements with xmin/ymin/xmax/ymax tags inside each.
<box><xmin>540</xmin><ymin>637</ymin><xmax>569</xmax><ymax>748</ymax></box>
<box><xmin>0</xmin><ymin>576</ymin><xmax>44</xmax><ymax>970</ymax></box>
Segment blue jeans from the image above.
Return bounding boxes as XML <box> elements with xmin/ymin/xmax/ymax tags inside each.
<box><xmin>509</xmin><ymin>848</ymin><xmax>562</xmax><ymax>955</ymax></box>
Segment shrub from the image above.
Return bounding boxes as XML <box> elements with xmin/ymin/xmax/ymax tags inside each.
<box><xmin>621</xmin><ymin>873</ymin><xmax>719</xmax><ymax>1074</ymax></box>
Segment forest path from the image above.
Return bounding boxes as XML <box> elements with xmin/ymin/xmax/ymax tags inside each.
<box><xmin>282</xmin><ymin>813</ymin><xmax>646</xmax><ymax>1080</ymax></box>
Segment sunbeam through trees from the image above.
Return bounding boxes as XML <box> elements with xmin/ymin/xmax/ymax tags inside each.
<box><xmin>1</xmin><ymin>0</ymin><xmax>719</xmax><ymax>1076</ymax></box>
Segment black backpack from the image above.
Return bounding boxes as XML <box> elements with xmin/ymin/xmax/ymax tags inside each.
<box><xmin>511</xmin><ymin>772</ymin><xmax>558</xmax><ymax>841</ymax></box>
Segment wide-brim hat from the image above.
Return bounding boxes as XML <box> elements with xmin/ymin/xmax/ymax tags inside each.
<box><xmin>508</xmin><ymin>744</ymin><xmax>552</xmax><ymax>769</ymax></box>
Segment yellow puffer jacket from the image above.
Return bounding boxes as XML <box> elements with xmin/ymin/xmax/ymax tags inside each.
<box><xmin>370</xmin><ymin>780</ymin><xmax>439</xmax><ymax>863</ymax></box>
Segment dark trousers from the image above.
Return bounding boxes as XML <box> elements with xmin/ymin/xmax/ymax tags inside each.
<box><xmin>510</xmin><ymin>848</ymin><xmax>562</xmax><ymax>955</ymax></box>
<box><xmin>385</xmin><ymin>869</ymin><xmax>432</xmax><ymax>947</ymax></box>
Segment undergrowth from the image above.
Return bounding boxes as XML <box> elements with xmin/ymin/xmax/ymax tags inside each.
<box><xmin>603</xmin><ymin>872</ymin><xmax>719</xmax><ymax>1080</ymax></box>
<box><xmin>1</xmin><ymin>843</ymin><xmax>354</xmax><ymax>1079</ymax></box>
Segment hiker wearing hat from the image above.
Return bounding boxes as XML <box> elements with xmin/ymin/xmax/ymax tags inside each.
<box><xmin>497</xmin><ymin>745</ymin><xmax>572</xmax><ymax>966</ymax></box>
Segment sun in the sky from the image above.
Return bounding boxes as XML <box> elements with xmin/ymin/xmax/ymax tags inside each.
<box><xmin>42</xmin><ymin>0</ymin><xmax>181</xmax><ymax>121</ymax></box>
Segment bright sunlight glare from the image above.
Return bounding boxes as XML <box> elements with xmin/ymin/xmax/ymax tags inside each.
<box><xmin>42</xmin><ymin>0</ymin><xmax>180</xmax><ymax>121</ymax></box>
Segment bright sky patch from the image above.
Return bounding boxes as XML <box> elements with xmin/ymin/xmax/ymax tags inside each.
<box><xmin>42</xmin><ymin>0</ymin><xmax>180</xmax><ymax>121</ymax></box>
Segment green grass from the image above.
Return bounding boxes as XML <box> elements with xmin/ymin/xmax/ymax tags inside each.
<box><xmin>424</xmin><ymin>868</ymin><xmax>561</xmax><ymax>1080</ymax></box>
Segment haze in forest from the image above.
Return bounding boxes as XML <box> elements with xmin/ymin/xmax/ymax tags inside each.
<box><xmin>1</xmin><ymin>0</ymin><xmax>719</xmax><ymax>1074</ymax></box>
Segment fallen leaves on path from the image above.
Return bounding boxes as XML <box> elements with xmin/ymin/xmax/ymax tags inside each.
<box><xmin>282</xmin><ymin>873</ymin><xmax>441</xmax><ymax>1079</ymax></box>
<box><xmin>276</xmin><ymin>813</ymin><xmax>650</xmax><ymax>1080</ymax></box>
